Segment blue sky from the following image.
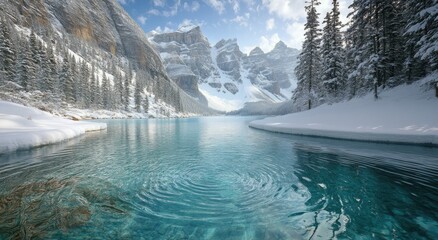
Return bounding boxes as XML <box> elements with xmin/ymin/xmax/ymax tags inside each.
<box><xmin>117</xmin><ymin>0</ymin><xmax>352</xmax><ymax>53</ymax></box>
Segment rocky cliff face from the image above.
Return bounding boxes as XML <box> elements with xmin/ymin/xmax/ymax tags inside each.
<box><xmin>149</xmin><ymin>26</ymin><xmax>300</xmax><ymax>111</ymax></box>
<box><xmin>3</xmin><ymin>0</ymin><xmax>163</xmax><ymax>72</ymax></box>
<box><xmin>0</xmin><ymin>0</ymin><xmax>213</xmax><ymax>114</ymax></box>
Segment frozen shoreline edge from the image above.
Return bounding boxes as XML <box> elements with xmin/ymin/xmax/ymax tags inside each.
<box><xmin>0</xmin><ymin>101</ymin><xmax>107</xmax><ymax>154</ymax></box>
<box><xmin>248</xmin><ymin>123</ymin><xmax>438</xmax><ymax>147</ymax></box>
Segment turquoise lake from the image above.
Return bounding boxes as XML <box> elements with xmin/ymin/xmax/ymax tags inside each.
<box><xmin>0</xmin><ymin>117</ymin><xmax>437</xmax><ymax>239</ymax></box>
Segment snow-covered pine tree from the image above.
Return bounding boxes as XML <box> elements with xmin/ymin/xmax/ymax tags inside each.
<box><xmin>38</xmin><ymin>41</ymin><xmax>52</xmax><ymax>93</ymax></box>
<box><xmin>0</xmin><ymin>15</ymin><xmax>3</xmax><ymax>73</ymax></box>
<box><xmin>89</xmin><ymin>63</ymin><xmax>96</xmax><ymax>107</ymax></box>
<box><xmin>101</xmin><ymin>73</ymin><xmax>110</xmax><ymax>109</ymax></box>
<box><xmin>321</xmin><ymin>0</ymin><xmax>345</xmax><ymax>101</ymax></box>
<box><xmin>346</xmin><ymin>0</ymin><xmax>379</xmax><ymax>99</ymax></box>
<box><xmin>71</xmin><ymin>56</ymin><xmax>79</xmax><ymax>104</ymax></box>
<box><xmin>61</xmin><ymin>51</ymin><xmax>75</xmax><ymax>103</ymax></box>
<box><xmin>46</xmin><ymin>41</ymin><xmax>57</xmax><ymax>94</ymax></box>
<box><xmin>293</xmin><ymin>0</ymin><xmax>323</xmax><ymax>110</ymax></box>
<box><xmin>95</xmin><ymin>67</ymin><xmax>103</xmax><ymax>109</ymax></box>
<box><xmin>0</xmin><ymin>16</ymin><xmax>16</xmax><ymax>83</ymax></box>
<box><xmin>143</xmin><ymin>95</ymin><xmax>149</xmax><ymax>114</ymax></box>
<box><xmin>134</xmin><ymin>74</ymin><xmax>142</xmax><ymax>113</ymax></box>
<box><xmin>80</xmin><ymin>60</ymin><xmax>90</xmax><ymax>108</ymax></box>
<box><xmin>17</xmin><ymin>40</ymin><xmax>36</xmax><ymax>91</ymax></box>
<box><xmin>111</xmin><ymin>63</ymin><xmax>123</xmax><ymax>108</ymax></box>
<box><xmin>321</xmin><ymin>12</ymin><xmax>332</xmax><ymax>101</ymax></box>
<box><xmin>405</xmin><ymin>0</ymin><xmax>438</xmax><ymax>76</ymax></box>
<box><xmin>123</xmin><ymin>69</ymin><xmax>130</xmax><ymax>111</ymax></box>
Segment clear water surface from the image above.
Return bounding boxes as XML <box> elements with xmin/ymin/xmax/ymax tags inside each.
<box><xmin>0</xmin><ymin>117</ymin><xmax>437</xmax><ymax>239</ymax></box>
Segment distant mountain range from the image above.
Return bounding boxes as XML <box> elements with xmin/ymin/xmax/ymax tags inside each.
<box><xmin>149</xmin><ymin>26</ymin><xmax>300</xmax><ymax>112</ymax></box>
<box><xmin>0</xmin><ymin>0</ymin><xmax>298</xmax><ymax>115</ymax></box>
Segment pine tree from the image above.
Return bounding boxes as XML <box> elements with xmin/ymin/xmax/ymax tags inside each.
<box><xmin>123</xmin><ymin>69</ymin><xmax>130</xmax><ymax>111</ymax></box>
<box><xmin>102</xmin><ymin>73</ymin><xmax>110</xmax><ymax>109</ymax></box>
<box><xmin>90</xmin><ymin>64</ymin><xmax>96</xmax><ymax>107</ymax></box>
<box><xmin>321</xmin><ymin>12</ymin><xmax>332</xmax><ymax>100</ymax></box>
<box><xmin>17</xmin><ymin>42</ymin><xmax>36</xmax><ymax>91</ymax></box>
<box><xmin>346</xmin><ymin>0</ymin><xmax>407</xmax><ymax>99</ymax></box>
<box><xmin>321</xmin><ymin>0</ymin><xmax>345</xmax><ymax>101</ymax></box>
<box><xmin>405</xmin><ymin>0</ymin><xmax>438</xmax><ymax>75</ymax></box>
<box><xmin>61</xmin><ymin>52</ymin><xmax>75</xmax><ymax>103</ymax></box>
<box><xmin>38</xmin><ymin>42</ymin><xmax>52</xmax><ymax>93</ymax></box>
<box><xmin>135</xmin><ymin>75</ymin><xmax>142</xmax><ymax>113</ymax></box>
<box><xmin>80</xmin><ymin>60</ymin><xmax>90</xmax><ymax>107</ymax></box>
<box><xmin>0</xmin><ymin>16</ymin><xmax>16</xmax><ymax>82</ymax></box>
<box><xmin>346</xmin><ymin>0</ymin><xmax>379</xmax><ymax>99</ymax></box>
<box><xmin>112</xmin><ymin>63</ymin><xmax>123</xmax><ymax>109</ymax></box>
<box><xmin>293</xmin><ymin>0</ymin><xmax>323</xmax><ymax>110</ymax></box>
<box><xmin>46</xmin><ymin>42</ymin><xmax>57</xmax><ymax>94</ymax></box>
<box><xmin>143</xmin><ymin>94</ymin><xmax>149</xmax><ymax>114</ymax></box>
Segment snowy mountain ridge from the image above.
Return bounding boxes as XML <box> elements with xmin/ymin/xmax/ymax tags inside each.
<box><xmin>0</xmin><ymin>0</ymin><xmax>215</xmax><ymax>119</ymax></box>
<box><xmin>149</xmin><ymin>27</ymin><xmax>300</xmax><ymax>112</ymax></box>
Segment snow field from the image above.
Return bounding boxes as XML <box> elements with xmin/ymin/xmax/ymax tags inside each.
<box><xmin>250</xmin><ymin>80</ymin><xmax>438</xmax><ymax>146</ymax></box>
<box><xmin>0</xmin><ymin>101</ymin><xmax>107</xmax><ymax>153</ymax></box>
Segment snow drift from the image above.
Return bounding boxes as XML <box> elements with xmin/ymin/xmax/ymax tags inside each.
<box><xmin>249</xmin><ymin>79</ymin><xmax>438</xmax><ymax>146</ymax></box>
<box><xmin>0</xmin><ymin>101</ymin><xmax>107</xmax><ymax>153</ymax></box>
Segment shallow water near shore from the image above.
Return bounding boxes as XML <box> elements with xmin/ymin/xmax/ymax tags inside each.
<box><xmin>0</xmin><ymin>116</ymin><xmax>437</xmax><ymax>239</ymax></box>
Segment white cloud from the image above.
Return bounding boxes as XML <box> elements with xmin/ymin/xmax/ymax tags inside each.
<box><xmin>163</xmin><ymin>0</ymin><xmax>181</xmax><ymax>17</ymax></box>
<box><xmin>262</xmin><ymin>0</ymin><xmax>351</xmax><ymax>22</ymax></box>
<box><xmin>152</xmin><ymin>26</ymin><xmax>174</xmax><ymax>34</ymax></box>
<box><xmin>261</xmin><ymin>0</ymin><xmax>352</xmax><ymax>50</ymax></box>
<box><xmin>259</xmin><ymin>33</ymin><xmax>281</xmax><ymax>52</ymax></box>
<box><xmin>153</xmin><ymin>0</ymin><xmax>165</xmax><ymax>7</ymax></box>
<box><xmin>204</xmin><ymin>0</ymin><xmax>226</xmax><ymax>14</ymax></box>
<box><xmin>228</xmin><ymin>0</ymin><xmax>240</xmax><ymax>13</ymax></box>
<box><xmin>231</xmin><ymin>13</ymin><xmax>250</xmax><ymax>27</ymax></box>
<box><xmin>149</xmin><ymin>0</ymin><xmax>181</xmax><ymax>17</ymax></box>
<box><xmin>178</xmin><ymin>19</ymin><xmax>206</xmax><ymax>30</ymax></box>
<box><xmin>266</xmin><ymin>18</ymin><xmax>275</xmax><ymax>30</ymax></box>
<box><xmin>148</xmin><ymin>9</ymin><xmax>161</xmax><ymax>15</ymax></box>
<box><xmin>184</xmin><ymin>1</ymin><xmax>200</xmax><ymax>12</ymax></box>
<box><xmin>137</xmin><ymin>15</ymin><xmax>147</xmax><ymax>25</ymax></box>
<box><xmin>262</xmin><ymin>0</ymin><xmax>305</xmax><ymax>21</ymax></box>
<box><xmin>286</xmin><ymin>21</ymin><xmax>305</xmax><ymax>49</ymax></box>
<box><xmin>242</xmin><ymin>33</ymin><xmax>281</xmax><ymax>54</ymax></box>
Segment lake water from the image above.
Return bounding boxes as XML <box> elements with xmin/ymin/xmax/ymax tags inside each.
<box><xmin>0</xmin><ymin>117</ymin><xmax>437</xmax><ymax>239</ymax></box>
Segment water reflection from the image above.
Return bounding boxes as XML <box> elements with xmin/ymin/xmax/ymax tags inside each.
<box><xmin>0</xmin><ymin>117</ymin><xmax>436</xmax><ymax>239</ymax></box>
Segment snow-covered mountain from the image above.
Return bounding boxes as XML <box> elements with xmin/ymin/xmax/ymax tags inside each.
<box><xmin>0</xmin><ymin>0</ymin><xmax>214</xmax><ymax>118</ymax></box>
<box><xmin>149</xmin><ymin>26</ymin><xmax>300</xmax><ymax>112</ymax></box>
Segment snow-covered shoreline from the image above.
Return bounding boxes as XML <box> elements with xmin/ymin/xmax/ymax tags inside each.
<box><xmin>0</xmin><ymin>101</ymin><xmax>107</xmax><ymax>154</ymax></box>
<box><xmin>249</xmin><ymin>81</ymin><xmax>438</xmax><ymax>146</ymax></box>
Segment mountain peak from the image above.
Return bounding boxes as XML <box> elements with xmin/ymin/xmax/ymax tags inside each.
<box><xmin>249</xmin><ymin>47</ymin><xmax>264</xmax><ymax>56</ymax></box>
<box><xmin>178</xmin><ymin>25</ymin><xmax>201</xmax><ymax>33</ymax></box>
<box><xmin>273</xmin><ymin>41</ymin><xmax>288</xmax><ymax>50</ymax></box>
<box><xmin>214</xmin><ymin>38</ymin><xmax>238</xmax><ymax>49</ymax></box>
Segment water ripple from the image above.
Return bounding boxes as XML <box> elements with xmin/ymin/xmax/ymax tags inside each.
<box><xmin>0</xmin><ymin>118</ymin><xmax>437</xmax><ymax>239</ymax></box>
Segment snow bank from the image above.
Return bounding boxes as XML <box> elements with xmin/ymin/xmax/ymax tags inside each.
<box><xmin>249</xmin><ymin>81</ymin><xmax>438</xmax><ymax>146</ymax></box>
<box><xmin>0</xmin><ymin>101</ymin><xmax>107</xmax><ymax>153</ymax></box>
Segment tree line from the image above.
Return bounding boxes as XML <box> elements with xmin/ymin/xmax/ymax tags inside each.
<box><xmin>294</xmin><ymin>0</ymin><xmax>438</xmax><ymax>111</ymax></box>
<box><xmin>0</xmin><ymin>13</ymin><xmax>184</xmax><ymax>116</ymax></box>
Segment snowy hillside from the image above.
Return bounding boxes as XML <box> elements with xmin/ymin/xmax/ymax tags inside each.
<box><xmin>250</xmin><ymin>75</ymin><xmax>438</xmax><ymax>146</ymax></box>
<box><xmin>149</xmin><ymin>26</ymin><xmax>299</xmax><ymax>112</ymax></box>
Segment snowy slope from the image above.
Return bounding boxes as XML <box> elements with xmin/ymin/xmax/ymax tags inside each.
<box><xmin>249</xmin><ymin>78</ymin><xmax>438</xmax><ymax>146</ymax></box>
<box><xmin>0</xmin><ymin>101</ymin><xmax>107</xmax><ymax>153</ymax></box>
